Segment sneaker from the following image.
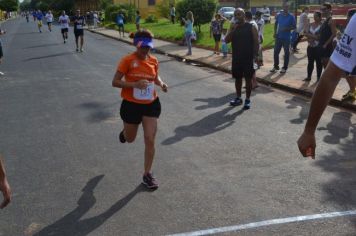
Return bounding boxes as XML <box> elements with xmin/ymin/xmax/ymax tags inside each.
<box><xmin>342</xmin><ymin>91</ymin><xmax>356</xmax><ymax>101</ymax></box>
<box><xmin>230</xmin><ymin>97</ymin><xmax>243</xmax><ymax>106</ymax></box>
<box><xmin>280</xmin><ymin>68</ymin><xmax>287</xmax><ymax>74</ymax></box>
<box><xmin>76</xmin><ymin>48</ymin><xmax>79</xmax><ymax>52</ymax></box>
<box><xmin>64</xmin><ymin>39</ymin><xmax>66</xmax><ymax>44</ymax></box>
<box><xmin>142</xmin><ymin>173</ymin><xmax>159</xmax><ymax>189</ymax></box>
<box><xmin>0</xmin><ymin>71</ymin><xmax>4</xmax><ymax>76</ymax></box>
<box><xmin>243</xmin><ymin>99</ymin><xmax>251</xmax><ymax>110</ymax></box>
<box><xmin>80</xmin><ymin>48</ymin><xmax>84</xmax><ymax>52</ymax></box>
<box><xmin>303</xmin><ymin>77</ymin><xmax>311</xmax><ymax>81</ymax></box>
<box><xmin>119</xmin><ymin>130</ymin><xmax>126</xmax><ymax>143</ymax></box>
<box><xmin>270</xmin><ymin>67</ymin><xmax>279</xmax><ymax>73</ymax></box>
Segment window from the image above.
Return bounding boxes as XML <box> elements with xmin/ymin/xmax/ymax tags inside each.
<box><xmin>148</xmin><ymin>0</ymin><xmax>156</xmax><ymax>6</ymax></box>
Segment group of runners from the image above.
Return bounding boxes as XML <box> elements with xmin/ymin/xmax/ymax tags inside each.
<box><xmin>28</xmin><ymin>10</ymin><xmax>86</xmax><ymax>52</ymax></box>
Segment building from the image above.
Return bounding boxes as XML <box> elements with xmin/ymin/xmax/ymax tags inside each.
<box><xmin>74</xmin><ymin>0</ymin><xmax>101</xmax><ymax>12</ymax></box>
<box><xmin>113</xmin><ymin>0</ymin><xmax>172</xmax><ymax>18</ymax></box>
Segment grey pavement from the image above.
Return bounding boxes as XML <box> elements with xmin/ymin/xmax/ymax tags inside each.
<box><xmin>0</xmin><ymin>18</ymin><xmax>356</xmax><ymax>236</ymax></box>
<box><xmin>89</xmin><ymin>27</ymin><xmax>356</xmax><ymax>111</ymax></box>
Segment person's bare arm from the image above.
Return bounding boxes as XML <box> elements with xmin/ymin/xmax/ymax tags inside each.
<box><xmin>154</xmin><ymin>75</ymin><xmax>168</xmax><ymax>93</ymax></box>
<box><xmin>252</xmin><ymin>27</ymin><xmax>259</xmax><ymax>59</ymax></box>
<box><xmin>112</xmin><ymin>71</ymin><xmax>148</xmax><ymax>89</ymax></box>
<box><xmin>297</xmin><ymin>61</ymin><xmax>344</xmax><ymax>158</ymax></box>
<box><xmin>0</xmin><ymin>155</ymin><xmax>11</xmax><ymax>209</ymax></box>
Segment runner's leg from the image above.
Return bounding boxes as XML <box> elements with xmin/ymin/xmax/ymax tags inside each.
<box><xmin>142</xmin><ymin>116</ymin><xmax>157</xmax><ymax>174</ymax></box>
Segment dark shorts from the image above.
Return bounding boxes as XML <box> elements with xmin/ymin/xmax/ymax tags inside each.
<box><xmin>117</xmin><ymin>24</ymin><xmax>124</xmax><ymax>28</ymax></box>
<box><xmin>213</xmin><ymin>34</ymin><xmax>221</xmax><ymax>42</ymax></box>
<box><xmin>74</xmin><ymin>29</ymin><xmax>84</xmax><ymax>38</ymax></box>
<box><xmin>61</xmin><ymin>28</ymin><xmax>68</xmax><ymax>34</ymax></box>
<box><xmin>232</xmin><ymin>62</ymin><xmax>254</xmax><ymax>80</ymax></box>
<box><xmin>47</xmin><ymin>22</ymin><xmax>52</xmax><ymax>26</ymax></box>
<box><xmin>120</xmin><ymin>98</ymin><xmax>161</xmax><ymax>124</ymax></box>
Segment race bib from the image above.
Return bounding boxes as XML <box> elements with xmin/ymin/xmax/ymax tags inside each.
<box><xmin>133</xmin><ymin>82</ymin><xmax>155</xmax><ymax>100</ymax></box>
<box><xmin>76</xmin><ymin>25</ymin><xmax>83</xmax><ymax>29</ymax></box>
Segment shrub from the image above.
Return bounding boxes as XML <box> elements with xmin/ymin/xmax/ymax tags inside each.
<box><xmin>105</xmin><ymin>4</ymin><xmax>136</xmax><ymax>23</ymax></box>
<box><xmin>145</xmin><ymin>15</ymin><xmax>158</xmax><ymax>23</ymax></box>
<box><xmin>176</xmin><ymin>0</ymin><xmax>217</xmax><ymax>32</ymax></box>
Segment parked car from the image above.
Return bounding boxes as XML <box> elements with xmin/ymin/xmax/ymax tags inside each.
<box><xmin>218</xmin><ymin>7</ymin><xmax>235</xmax><ymax>19</ymax></box>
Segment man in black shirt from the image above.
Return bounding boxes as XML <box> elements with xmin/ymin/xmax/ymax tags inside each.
<box><xmin>225</xmin><ymin>8</ymin><xmax>259</xmax><ymax>109</ymax></box>
<box><xmin>73</xmin><ymin>10</ymin><xmax>85</xmax><ymax>52</ymax></box>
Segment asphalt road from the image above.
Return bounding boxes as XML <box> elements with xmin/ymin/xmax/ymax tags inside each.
<box><xmin>0</xmin><ymin>18</ymin><xmax>356</xmax><ymax>236</ymax></box>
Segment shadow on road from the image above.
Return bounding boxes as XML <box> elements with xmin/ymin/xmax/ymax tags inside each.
<box><xmin>316</xmin><ymin>120</ymin><xmax>356</xmax><ymax>227</ymax></box>
<box><xmin>34</xmin><ymin>175</ymin><xmax>149</xmax><ymax>236</ymax></box>
<box><xmin>79</xmin><ymin>101</ymin><xmax>119</xmax><ymax>123</ymax></box>
<box><xmin>162</xmin><ymin>106</ymin><xmax>244</xmax><ymax>145</ymax></box>
<box><xmin>23</xmin><ymin>43</ymin><xmax>61</xmax><ymax>49</ymax></box>
<box><xmin>285</xmin><ymin>96</ymin><xmax>309</xmax><ymax>124</ymax></box>
<box><xmin>24</xmin><ymin>52</ymin><xmax>75</xmax><ymax>61</ymax></box>
<box><xmin>317</xmin><ymin>112</ymin><xmax>353</xmax><ymax>145</ymax></box>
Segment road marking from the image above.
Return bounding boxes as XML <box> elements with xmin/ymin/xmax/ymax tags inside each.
<box><xmin>167</xmin><ymin>210</ymin><xmax>356</xmax><ymax>236</ymax></box>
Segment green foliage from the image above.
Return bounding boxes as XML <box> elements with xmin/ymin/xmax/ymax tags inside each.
<box><xmin>20</xmin><ymin>0</ymin><xmax>31</xmax><ymax>11</ymax></box>
<box><xmin>105</xmin><ymin>3</ymin><xmax>136</xmax><ymax>23</ymax></box>
<box><xmin>176</xmin><ymin>0</ymin><xmax>217</xmax><ymax>32</ymax></box>
<box><xmin>145</xmin><ymin>15</ymin><xmax>158</xmax><ymax>23</ymax></box>
<box><xmin>29</xmin><ymin>0</ymin><xmax>74</xmax><ymax>14</ymax></box>
<box><xmin>0</xmin><ymin>0</ymin><xmax>18</xmax><ymax>12</ymax></box>
<box><xmin>99</xmin><ymin>0</ymin><xmax>112</xmax><ymax>10</ymax></box>
<box><xmin>156</xmin><ymin>0</ymin><xmax>170</xmax><ymax>18</ymax></box>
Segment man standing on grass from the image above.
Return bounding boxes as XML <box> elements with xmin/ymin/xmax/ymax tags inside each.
<box><xmin>225</xmin><ymin>8</ymin><xmax>259</xmax><ymax>110</ymax></box>
<box><xmin>270</xmin><ymin>2</ymin><xmax>296</xmax><ymax>74</ymax></box>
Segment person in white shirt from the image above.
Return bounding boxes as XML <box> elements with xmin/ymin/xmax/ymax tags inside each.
<box><xmin>245</xmin><ymin>11</ymin><xmax>259</xmax><ymax>89</ymax></box>
<box><xmin>255</xmin><ymin>11</ymin><xmax>265</xmax><ymax>66</ymax></box>
<box><xmin>45</xmin><ymin>10</ymin><xmax>53</xmax><ymax>32</ymax></box>
<box><xmin>59</xmin><ymin>11</ymin><xmax>70</xmax><ymax>44</ymax></box>
<box><xmin>292</xmin><ymin>7</ymin><xmax>309</xmax><ymax>52</ymax></box>
<box><xmin>298</xmin><ymin>14</ymin><xmax>356</xmax><ymax>158</ymax></box>
<box><xmin>93</xmin><ymin>11</ymin><xmax>99</xmax><ymax>28</ymax></box>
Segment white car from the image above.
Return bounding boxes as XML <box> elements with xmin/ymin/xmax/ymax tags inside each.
<box><xmin>218</xmin><ymin>7</ymin><xmax>235</xmax><ymax>19</ymax></box>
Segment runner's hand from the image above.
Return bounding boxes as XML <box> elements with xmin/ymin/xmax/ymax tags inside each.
<box><xmin>135</xmin><ymin>80</ymin><xmax>149</xmax><ymax>90</ymax></box>
<box><xmin>161</xmin><ymin>83</ymin><xmax>168</xmax><ymax>93</ymax></box>
<box><xmin>297</xmin><ymin>132</ymin><xmax>316</xmax><ymax>159</ymax></box>
<box><xmin>0</xmin><ymin>178</ymin><xmax>11</xmax><ymax>209</ymax></box>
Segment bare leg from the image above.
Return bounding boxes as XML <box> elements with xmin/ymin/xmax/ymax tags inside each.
<box><xmin>142</xmin><ymin>116</ymin><xmax>157</xmax><ymax>175</ymax></box>
<box><xmin>122</xmin><ymin>122</ymin><xmax>139</xmax><ymax>143</ymax></box>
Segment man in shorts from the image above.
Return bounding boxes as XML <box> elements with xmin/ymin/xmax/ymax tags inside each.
<box><xmin>36</xmin><ymin>10</ymin><xmax>44</xmax><ymax>33</ymax></box>
<box><xmin>298</xmin><ymin>14</ymin><xmax>356</xmax><ymax>158</ymax></box>
<box><xmin>59</xmin><ymin>11</ymin><xmax>70</xmax><ymax>44</ymax></box>
<box><xmin>225</xmin><ymin>8</ymin><xmax>259</xmax><ymax>109</ymax></box>
<box><xmin>45</xmin><ymin>10</ymin><xmax>53</xmax><ymax>32</ymax></box>
<box><xmin>73</xmin><ymin>10</ymin><xmax>85</xmax><ymax>52</ymax></box>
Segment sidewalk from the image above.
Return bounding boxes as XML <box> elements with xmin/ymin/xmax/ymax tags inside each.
<box><xmin>88</xmin><ymin>27</ymin><xmax>356</xmax><ymax>111</ymax></box>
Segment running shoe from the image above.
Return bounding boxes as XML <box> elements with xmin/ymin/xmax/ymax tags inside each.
<box><xmin>303</xmin><ymin>77</ymin><xmax>311</xmax><ymax>81</ymax></box>
<box><xmin>280</xmin><ymin>68</ymin><xmax>287</xmax><ymax>74</ymax></box>
<box><xmin>142</xmin><ymin>173</ymin><xmax>159</xmax><ymax>189</ymax></box>
<box><xmin>76</xmin><ymin>48</ymin><xmax>79</xmax><ymax>52</ymax></box>
<box><xmin>119</xmin><ymin>130</ymin><xmax>126</xmax><ymax>143</ymax></box>
<box><xmin>230</xmin><ymin>97</ymin><xmax>243</xmax><ymax>106</ymax></box>
<box><xmin>270</xmin><ymin>67</ymin><xmax>279</xmax><ymax>73</ymax></box>
<box><xmin>80</xmin><ymin>48</ymin><xmax>84</xmax><ymax>52</ymax></box>
<box><xmin>243</xmin><ymin>99</ymin><xmax>251</xmax><ymax>110</ymax></box>
<box><xmin>342</xmin><ymin>91</ymin><xmax>356</xmax><ymax>101</ymax></box>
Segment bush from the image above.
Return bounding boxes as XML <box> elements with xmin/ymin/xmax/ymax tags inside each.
<box><xmin>176</xmin><ymin>0</ymin><xmax>217</xmax><ymax>32</ymax></box>
<box><xmin>156</xmin><ymin>0</ymin><xmax>170</xmax><ymax>18</ymax></box>
<box><xmin>105</xmin><ymin>4</ymin><xmax>136</xmax><ymax>23</ymax></box>
<box><xmin>145</xmin><ymin>15</ymin><xmax>158</xmax><ymax>23</ymax></box>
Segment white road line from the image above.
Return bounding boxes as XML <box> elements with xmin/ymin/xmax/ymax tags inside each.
<box><xmin>167</xmin><ymin>210</ymin><xmax>356</xmax><ymax>236</ymax></box>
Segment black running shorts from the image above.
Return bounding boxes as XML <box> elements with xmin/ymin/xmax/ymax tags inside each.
<box><xmin>74</xmin><ymin>29</ymin><xmax>84</xmax><ymax>38</ymax></box>
<box><xmin>61</xmin><ymin>28</ymin><xmax>68</xmax><ymax>34</ymax></box>
<box><xmin>232</xmin><ymin>62</ymin><xmax>254</xmax><ymax>80</ymax></box>
<box><xmin>120</xmin><ymin>98</ymin><xmax>161</xmax><ymax>124</ymax></box>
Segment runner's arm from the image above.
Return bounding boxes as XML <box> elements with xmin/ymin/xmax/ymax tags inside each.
<box><xmin>155</xmin><ymin>75</ymin><xmax>168</xmax><ymax>92</ymax></box>
<box><xmin>112</xmin><ymin>71</ymin><xmax>135</xmax><ymax>88</ymax></box>
<box><xmin>0</xmin><ymin>155</ymin><xmax>11</xmax><ymax>209</ymax></box>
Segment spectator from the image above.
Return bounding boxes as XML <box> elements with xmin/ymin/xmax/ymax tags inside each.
<box><xmin>304</xmin><ymin>11</ymin><xmax>322</xmax><ymax>82</ymax></box>
<box><xmin>0</xmin><ymin>155</ymin><xmax>11</xmax><ymax>209</ymax></box>
<box><xmin>210</xmin><ymin>13</ymin><xmax>226</xmax><ymax>55</ymax></box>
<box><xmin>135</xmin><ymin>11</ymin><xmax>141</xmax><ymax>31</ymax></box>
<box><xmin>318</xmin><ymin>2</ymin><xmax>337</xmax><ymax>68</ymax></box>
<box><xmin>116</xmin><ymin>12</ymin><xmax>125</xmax><ymax>37</ymax></box>
<box><xmin>245</xmin><ymin>11</ymin><xmax>259</xmax><ymax>89</ymax></box>
<box><xmin>93</xmin><ymin>11</ymin><xmax>99</xmax><ymax>28</ymax></box>
<box><xmin>270</xmin><ymin>2</ymin><xmax>296</xmax><ymax>74</ymax></box>
<box><xmin>170</xmin><ymin>5</ymin><xmax>176</xmax><ymax>24</ymax></box>
<box><xmin>292</xmin><ymin>6</ymin><xmax>309</xmax><ymax>52</ymax></box>
<box><xmin>255</xmin><ymin>11</ymin><xmax>265</xmax><ymax>66</ymax></box>
<box><xmin>225</xmin><ymin>8</ymin><xmax>259</xmax><ymax>109</ymax></box>
<box><xmin>182</xmin><ymin>11</ymin><xmax>194</xmax><ymax>56</ymax></box>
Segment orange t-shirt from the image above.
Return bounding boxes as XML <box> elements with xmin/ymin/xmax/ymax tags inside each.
<box><xmin>117</xmin><ymin>53</ymin><xmax>159</xmax><ymax>104</ymax></box>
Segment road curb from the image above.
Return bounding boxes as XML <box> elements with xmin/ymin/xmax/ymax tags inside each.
<box><xmin>88</xmin><ymin>29</ymin><xmax>356</xmax><ymax>112</ymax></box>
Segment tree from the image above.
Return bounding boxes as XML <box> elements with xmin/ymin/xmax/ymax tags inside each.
<box><xmin>0</xmin><ymin>0</ymin><xmax>18</xmax><ymax>12</ymax></box>
<box><xmin>176</xmin><ymin>0</ymin><xmax>217</xmax><ymax>33</ymax></box>
<box><xmin>20</xmin><ymin>0</ymin><xmax>31</xmax><ymax>11</ymax></box>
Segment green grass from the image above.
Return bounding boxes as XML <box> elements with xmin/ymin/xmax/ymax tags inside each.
<box><xmin>104</xmin><ymin>18</ymin><xmax>275</xmax><ymax>50</ymax></box>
